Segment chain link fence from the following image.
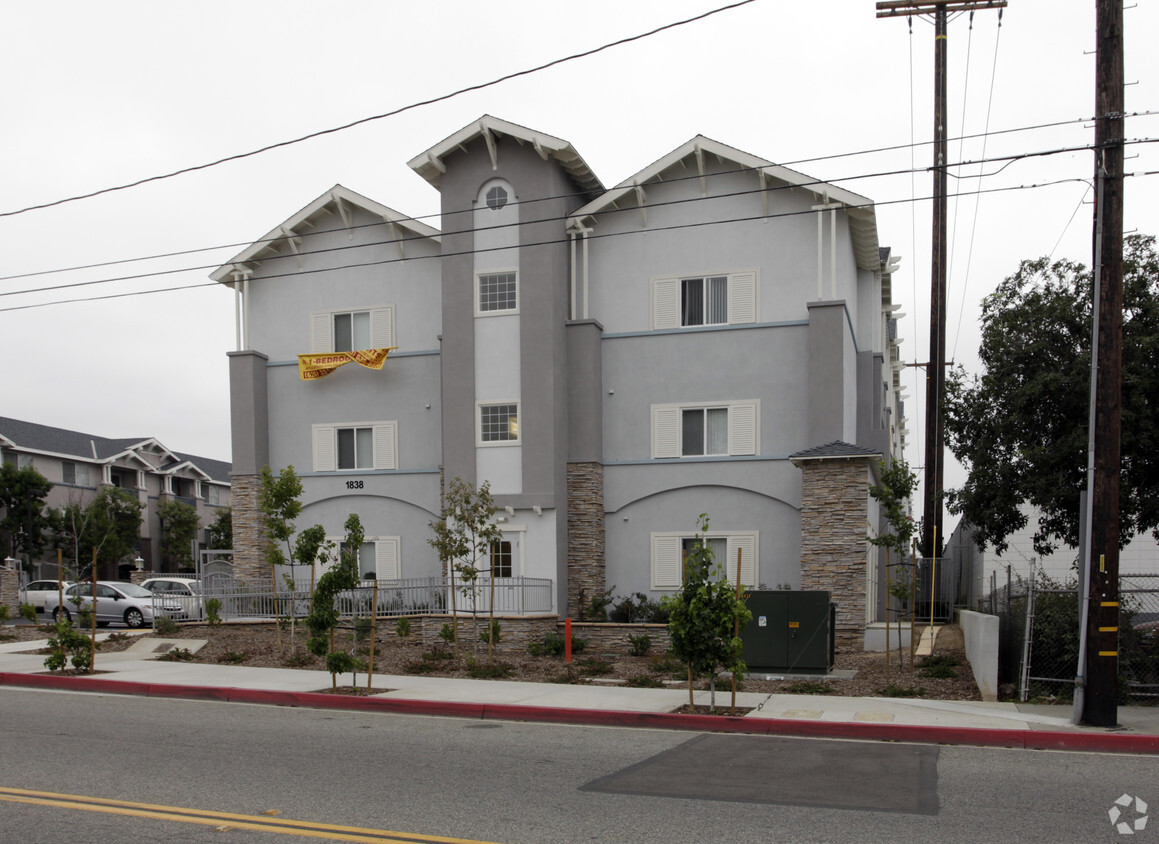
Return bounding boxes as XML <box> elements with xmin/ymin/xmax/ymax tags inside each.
<box><xmin>984</xmin><ymin>569</ymin><xmax>1159</xmax><ymax>702</ymax></box>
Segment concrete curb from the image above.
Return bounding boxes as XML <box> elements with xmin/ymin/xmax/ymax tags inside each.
<box><xmin>4</xmin><ymin>672</ymin><xmax>1157</xmax><ymax>755</ymax></box>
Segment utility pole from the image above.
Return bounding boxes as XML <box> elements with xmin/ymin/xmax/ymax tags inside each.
<box><xmin>876</xmin><ymin>1</ymin><xmax>1006</xmax><ymax>558</ymax></box>
<box><xmin>1082</xmin><ymin>0</ymin><xmax>1124</xmax><ymax>728</ymax></box>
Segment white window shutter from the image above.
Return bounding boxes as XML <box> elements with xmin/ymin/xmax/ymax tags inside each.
<box><xmin>652</xmin><ymin>535</ymin><xmax>682</xmax><ymax>589</ymax></box>
<box><xmin>652</xmin><ymin>406</ymin><xmax>681</xmax><ymax>458</ymax></box>
<box><xmin>726</xmin><ymin>534</ymin><xmax>758</xmax><ymax>587</ymax></box>
<box><xmin>313</xmin><ymin>425</ymin><xmax>336</xmax><ymax>472</ymax></box>
<box><xmin>370</xmin><ymin>307</ymin><xmax>394</xmax><ymax>348</ymax></box>
<box><xmin>727</xmin><ymin>401</ymin><xmax>758</xmax><ymax>456</ymax></box>
<box><xmin>728</xmin><ymin>272</ymin><xmax>757</xmax><ymax>324</ymax></box>
<box><xmin>375</xmin><ymin>538</ymin><xmax>400</xmax><ymax>580</ymax></box>
<box><xmin>372</xmin><ymin>422</ymin><xmax>397</xmax><ymax>470</ymax></box>
<box><xmin>652</xmin><ymin>277</ymin><xmax>679</xmax><ymax>330</ymax></box>
<box><xmin>310</xmin><ymin>312</ymin><xmax>333</xmax><ymax>353</ymax></box>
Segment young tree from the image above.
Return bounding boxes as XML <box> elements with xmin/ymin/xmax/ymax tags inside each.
<box><xmin>258</xmin><ymin>466</ymin><xmax>322</xmax><ymax>651</ymax></box>
<box><xmin>946</xmin><ymin>234</ymin><xmax>1159</xmax><ymax>555</ymax></box>
<box><xmin>206</xmin><ymin>507</ymin><xmax>232</xmax><ymax>550</ymax></box>
<box><xmin>868</xmin><ymin>458</ymin><xmax>918</xmax><ymax>668</ymax></box>
<box><xmin>0</xmin><ymin>463</ymin><xmax>53</xmax><ymax>568</ymax></box>
<box><xmin>427</xmin><ymin>478</ymin><xmax>502</xmax><ymax>663</ymax></box>
<box><xmin>158</xmin><ymin>498</ymin><xmax>201</xmax><ymax>571</ymax></box>
<box><xmin>306</xmin><ymin>514</ymin><xmax>362</xmax><ymax>689</ymax></box>
<box><xmin>662</xmin><ymin>514</ymin><xmax>752</xmax><ymax>712</ymax></box>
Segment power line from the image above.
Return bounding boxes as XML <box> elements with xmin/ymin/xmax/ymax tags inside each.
<box><xmin>4</xmin><ymin>125</ymin><xmax>1149</xmax><ymax>295</ymax></box>
<box><xmin>0</xmin><ymin>175</ymin><xmax>1114</xmax><ymax>314</ymax></box>
<box><xmin>0</xmin><ymin>0</ymin><xmax>759</xmax><ymax>220</ymax></box>
<box><xmin>2</xmin><ymin>137</ymin><xmax>1144</xmax><ymax>303</ymax></box>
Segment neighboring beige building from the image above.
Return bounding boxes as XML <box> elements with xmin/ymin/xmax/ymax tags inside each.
<box><xmin>0</xmin><ymin>416</ymin><xmax>231</xmax><ymax>579</ymax></box>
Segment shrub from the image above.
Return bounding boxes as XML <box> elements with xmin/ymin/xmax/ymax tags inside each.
<box><xmin>786</xmin><ymin>680</ymin><xmax>835</xmax><ymax>695</ymax></box>
<box><xmin>19</xmin><ymin>603</ymin><xmax>37</xmax><ymax>624</ymax></box>
<box><xmin>0</xmin><ymin>604</ymin><xmax>8</xmax><ymax>622</ymax></box>
<box><xmin>326</xmin><ymin>651</ymin><xmax>358</xmax><ymax>678</ymax></box>
<box><xmin>106</xmin><ymin>632</ymin><xmax>131</xmax><ymax>643</ymax></box>
<box><xmin>879</xmin><ymin>683</ymin><xmax>925</xmax><ymax>698</ymax></box>
<box><xmin>404</xmin><ymin>660</ymin><xmax>435</xmax><ymax>674</ymax></box>
<box><xmin>610</xmin><ymin>592</ymin><xmax>668</xmax><ymax>624</ymax></box>
<box><xmin>395</xmin><ymin>616</ymin><xmax>412</xmax><ymax>637</ymax></box>
<box><xmin>626</xmin><ymin>675</ymin><xmax>664</xmax><ymax>688</ymax></box>
<box><xmin>154</xmin><ymin>616</ymin><xmax>179</xmax><ymax>636</ymax></box>
<box><xmin>577</xmin><ymin>658</ymin><xmax>612</xmax><ymax>676</ymax></box>
<box><xmin>158</xmin><ymin>647</ymin><xmax>195</xmax><ymax>662</ymax></box>
<box><xmin>422</xmin><ymin>648</ymin><xmax>453</xmax><ymax>662</ymax></box>
<box><xmin>354</xmin><ymin>616</ymin><xmax>374</xmax><ymax>643</ymax></box>
<box><xmin>466</xmin><ymin>658</ymin><xmax>511</xmax><ymax>679</ymax></box>
<box><xmin>919</xmin><ymin>664</ymin><xmax>959</xmax><ymax>679</ymax></box>
<box><xmin>628</xmin><ymin>633</ymin><xmax>652</xmax><ymax>657</ymax></box>
<box><xmin>916</xmin><ymin>654</ymin><xmax>961</xmax><ymax>669</ymax></box>
<box><xmin>283</xmin><ymin>651</ymin><xmax>314</xmax><ymax>667</ymax></box>
<box><xmin>438</xmin><ymin>623</ymin><xmax>457</xmax><ymax>645</ymax></box>
<box><xmin>204</xmin><ymin>598</ymin><xmax>222</xmax><ymax>626</ymax></box>
<box><xmin>586</xmin><ymin>587</ymin><xmax>614</xmax><ymax>622</ymax></box>
<box><xmin>479</xmin><ymin>619</ymin><xmax>501</xmax><ymax>645</ymax></box>
<box><xmin>218</xmin><ymin>651</ymin><xmax>250</xmax><ymax>664</ymax></box>
<box><xmin>44</xmin><ymin>618</ymin><xmax>92</xmax><ymax>673</ymax></box>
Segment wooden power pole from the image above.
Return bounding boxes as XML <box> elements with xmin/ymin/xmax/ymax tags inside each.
<box><xmin>876</xmin><ymin>1</ymin><xmax>1006</xmax><ymax>558</ymax></box>
<box><xmin>1082</xmin><ymin>0</ymin><xmax>1124</xmax><ymax>728</ymax></box>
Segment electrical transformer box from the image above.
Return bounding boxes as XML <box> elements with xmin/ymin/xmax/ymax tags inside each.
<box><xmin>740</xmin><ymin>590</ymin><xmax>835</xmax><ymax>673</ymax></box>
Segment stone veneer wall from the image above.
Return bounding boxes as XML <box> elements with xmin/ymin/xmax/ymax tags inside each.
<box><xmin>230</xmin><ymin>474</ymin><xmax>270</xmax><ymax>584</ymax></box>
<box><xmin>0</xmin><ymin>567</ymin><xmax>19</xmax><ymax>614</ymax></box>
<box><xmin>798</xmin><ymin>457</ymin><xmax>872</xmax><ymax>650</ymax></box>
<box><xmin>566</xmin><ymin>462</ymin><xmax>605</xmax><ymax>618</ymax></box>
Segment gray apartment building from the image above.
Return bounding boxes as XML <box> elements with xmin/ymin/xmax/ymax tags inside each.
<box><xmin>214</xmin><ymin>116</ymin><xmax>906</xmax><ymax>645</ymax></box>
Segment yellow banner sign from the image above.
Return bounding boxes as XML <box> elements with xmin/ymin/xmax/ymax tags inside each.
<box><xmin>298</xmin><ymin>347</ymin><xmax>396</xmax><ymax>381</ymax></box>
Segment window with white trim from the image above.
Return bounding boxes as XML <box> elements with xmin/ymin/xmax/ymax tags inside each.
<box><xmin>312</xmin><ymin>421</ymin><xmax>397</xmax><ymax>472</ymax></box>
<box><xmin>324</xmin><ymin>535</ymin><xmax>401</xmax><ymax>580</ymax></box>
<box><xmin>478</xmin><ymin>403</ymin><xmax>519</xmax><ymax>444</ymax></box>
<box><xmin>62</xmin><ymin>462</ymin><xmax>90</xmax><ymax>486</ymax></box>
<box><xmin>206</xmin><ymin>485</ymin><xmax>223</xmax><ymax>506</ymax></box>
<box><xmin>651</xmin><ymin>270</ymin><xmax>757</xmax><ymax>330</ymax></box>
<box><xmin>477</xmin><ymin>271</ymin><xmax>518</xmax><ymax>314</ymax></box>
<box><xmin>488</xmin><ymin>540</ymin><xmax>513</xmax><ymax>578</ymax></box>
<box><xmin>651</xmin><ymin>400</ymin><xmax>758</xmax><ymax>458</ymax></box>
<box><xmin>309</xmin><ymin>306</ymin><xmax>394</xmax><ymax>353</ymax></box>
<box><xmin>651</xmin><ymin>531</ymin><xmax>758</xmax><ymax>590</ymax></box>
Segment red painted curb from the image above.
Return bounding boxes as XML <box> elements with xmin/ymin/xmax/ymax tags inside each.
<box><xmin>2</xmin><ymin>672</ymin><xmax>1156</xmax><ymax>754</ymax></box>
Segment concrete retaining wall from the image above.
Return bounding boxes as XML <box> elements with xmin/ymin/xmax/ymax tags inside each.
<box><xmin>959</xmin><ymin>609</ymin><xmax>999</xmax><ymax>701</ymax></box>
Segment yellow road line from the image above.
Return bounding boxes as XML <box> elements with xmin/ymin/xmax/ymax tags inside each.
<box><xmin>0</xmin><ymin>787</ymin><xmax>501</xmax><ymax>844</ymax></box>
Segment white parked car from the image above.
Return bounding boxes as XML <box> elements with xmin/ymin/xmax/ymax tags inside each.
<box><xmin>141</xmin><ymin>577</ymin><xmax>204</xmax><ymax>621</ymax></box>
<box><xmin>44</xmin><ymin>582</ymin><xmax>180</xmax><ymax>629</ymax></box>
<box><xmin>19</xmin><ymin>580</ymin><xmax>73</xmax><ymax>615</ymax></box>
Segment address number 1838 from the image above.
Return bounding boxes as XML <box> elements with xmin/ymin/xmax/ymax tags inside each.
<box><xmin>345</xmin><ymin>480</ymin><xmax>364</xmax><ymax>490</ymax></box>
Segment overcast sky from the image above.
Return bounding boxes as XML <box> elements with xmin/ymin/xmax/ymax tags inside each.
<box><xmin>2</xmin><ymin>1</ymin><xmax>1157</xmax><ymax>530</ymax></box>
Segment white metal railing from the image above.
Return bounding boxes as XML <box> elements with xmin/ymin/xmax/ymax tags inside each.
<box><xmin>199</xmin><ymin>575</ymin><xmax>553</xmax><ymax>622</ymax></box>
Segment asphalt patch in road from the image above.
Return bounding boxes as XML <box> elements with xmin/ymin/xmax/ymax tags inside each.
<box><xmin>580</xmin><ymin>734</ymin><xmax>940</xmax><ymax>815</ymax></box>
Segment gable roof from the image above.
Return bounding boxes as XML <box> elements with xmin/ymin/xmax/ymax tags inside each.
<box><xmin>408</xmin><ymin>115</ymin><xmax>604</xmax><ymax>196</ymax></box>
<box><xmin>568</xmin><ymin>135</ymin><xmax>881</xmax><ymax>272</ymax></box>
<box><xmin>210</xmin><ymin>184</ymin><xmax>441</xmax><ymax>283</ymax></box>
<box><xmin>789</xmin><ymin>440</ymin><xmax>883</xmax><ymax>462</ymax></box>
<box><xmin>0</xmin><ymin>417</ymin><xmax>231</xmax><ymax>483</ymax></box>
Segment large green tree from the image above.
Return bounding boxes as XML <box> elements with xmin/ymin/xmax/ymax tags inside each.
<box><xmin>158</xmin><ymin>497</ymin><xmax>201</xmax><ymax>570</ymax></box>
<box><xmin>0</xmin><ymin>463</ymin><xmax>53</xmax><ymax>566</ymax></box>
<box><xmin>945</xmin><ymin>234</ymin><xmax>1159</xmax><ymax>555</ymax></box>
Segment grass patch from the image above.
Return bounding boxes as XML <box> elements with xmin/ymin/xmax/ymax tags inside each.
<box><xmin>916</xmin><ymin>654</ymin><xmax>961</xmax><ymax>669</ymax></box>
<box><xmin>786</xmin><ymin>680</ymin><xmax>836</xmax><ymax>695</ymax></box>
<box><xmin>919</xmin><ymin>664</ymin><xmax>959</xmax><ymax>679</ymax></box>
<box><xmin>879</xmin><ymin>683</ymin><xmax>925</xmax><ymax>698</ymax></box>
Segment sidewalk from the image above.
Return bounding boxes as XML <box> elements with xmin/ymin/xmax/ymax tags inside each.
<box><xmin>2</xmin><ymin>632</ymin><xmax>1156</xmax><ymax>754</ymax></box>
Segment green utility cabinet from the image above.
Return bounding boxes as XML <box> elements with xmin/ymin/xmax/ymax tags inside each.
<box><xmin>740</xmin><ymin>591</ymin><xmax>835</xmax><ymax>673</ymax></box>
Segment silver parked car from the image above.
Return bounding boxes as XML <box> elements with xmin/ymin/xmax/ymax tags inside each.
<box><xmin>141</xmin><ymin>577</ymin><xmax>203</xmax><ymax>620</ymax></box>
<box><xmin>44</xmin><ymin>581</ymin><xmax>180</xmax><ymax>629</ymax></box>
<box><xmin>19</xmin><ymin>580</ymin><xmax>73</xmax><ymax>615</ymax></box>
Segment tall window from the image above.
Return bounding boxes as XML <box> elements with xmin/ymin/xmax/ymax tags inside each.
<box><xmin>478</xmin><ymin>272</ymin><xmax>518</xmax><ymax>314</ymax></box>
<box><xmin>339</xmin><ymin>541</ymin><xmax>376</xmax><ymax>578</ymax></box>
<box><xmin>333</xmin><ymin>311</ymin><xmax>371</xmax><ymax>352</ymax></box>
<box><xmin>337</xmin><ymin>427</ymin><xmax>373</xmax><ymax>469</ymax></box>
<box><xmin>480</xmin><ymin>403</ymin><xmax>519</xmax><ymax>443</ymax></box>
<box><xmin>681</xmin><ymin>276</ymin><xmax>728</xmax><ymax>326</ymax></box>
<box><xmin>681</xmin><ymin>407</ymin><xmax>729</xmax><ymax>456</ymax></box>
<box><xmin>489</xmin><ymin>540</ymin><xmax>513</xmax><ymax>577</ymax></box>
